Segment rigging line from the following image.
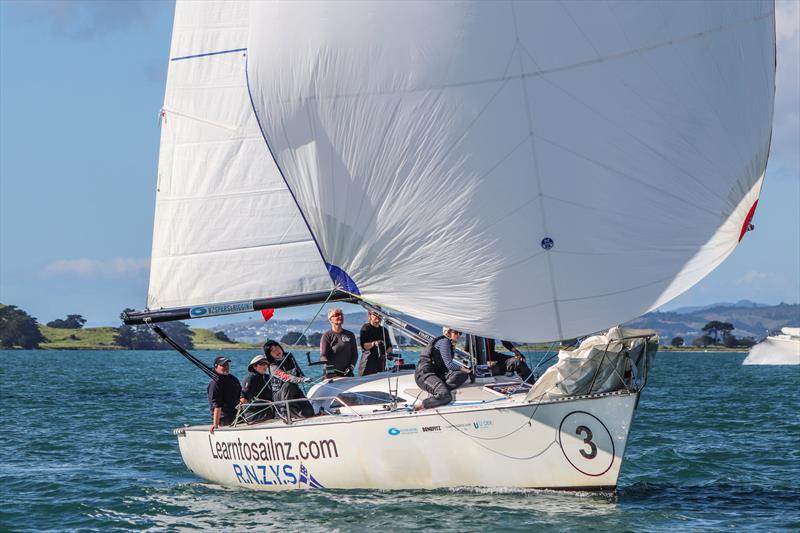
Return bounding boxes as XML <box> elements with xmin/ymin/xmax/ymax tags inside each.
<box><xmin>240</xmin><ymin>287</ymin><xmax>338</xmax><ymax>425</ymax></box>
<box><xmin>437</xmin><ymin>336</ymin><xmax>625</xmax><ymax>443</ymax></box>
<box><xmin>434</xmin><ymin>404</ymin><xmax>558</xmax><ymax>461</ymax></box>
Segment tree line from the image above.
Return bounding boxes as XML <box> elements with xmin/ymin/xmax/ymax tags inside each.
<box><xmin>669</xmin><ymin>321</ymin><xmax>757</xmax><ymax>348</ymax></box>
<box><xmin>0</xmin><ymin>303</ymin><xmax>235</xmax><ymax>349</ymax></box>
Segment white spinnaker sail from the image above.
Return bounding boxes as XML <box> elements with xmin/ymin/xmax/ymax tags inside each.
<box><xmin>247</xmin><ymin>1</ymin><xmax>775</xmax><ymax>341</ymax></box>
<box><xmin>147</xmin><ymin>1</ymin><xmax>333</xmax><ymax>310</ymax></box>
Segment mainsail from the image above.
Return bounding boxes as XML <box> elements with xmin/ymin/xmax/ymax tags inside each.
<box><xmin>144</xmin><ymin>1</ymin><xmax>774</xmax><ymax>342</ymax></box>
<box><xmin>146</xmin><ymin>0</ymin><xmax>333</xmax><ymax>312</ymax></box>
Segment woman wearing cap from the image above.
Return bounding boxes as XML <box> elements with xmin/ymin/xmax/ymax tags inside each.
<box><xmin>264</xmin><ymin>340</ymin><xmax>316</xmax><ymax>419</ymax></box>
<box><xmin>240</xmin><ymin>354</ymin><xmax>275</xmax><ymax>422</ymax></box>
<box><xmin>413</xmin><ymin>327</ymin><xmax>471</xmax><ymax>411</ymax></box>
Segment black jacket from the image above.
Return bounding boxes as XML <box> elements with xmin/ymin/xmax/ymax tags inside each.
<box><xmin>241</xmin><ymin>371</ymin><xmax>273</xmax><ymax>402</ymax></box>
<box><xmin>418</xmin><ymin>335</ymin><xmax>448</xmax><ymax>377</ymax></box>
<box><xmin>207</xmin><ymin>373</ymin><xmax>242</xmax><ymax>419</ymax></box>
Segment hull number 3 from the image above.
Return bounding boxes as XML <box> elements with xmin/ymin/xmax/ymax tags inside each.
<box><xmin>575</xmin><ymin>425</ymin><xmax>597</xmax><ymax>459</ymax></box>
<box><xmin>558</xmin><ymin>411</ymin><xmax>615</xmax><ymax>477</ymax></box>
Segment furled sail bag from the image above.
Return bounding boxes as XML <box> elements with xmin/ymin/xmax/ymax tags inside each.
<box><xmin>527</xmin><ymin>327</ymin><xmax>657</xmax><ymax>400</ymax></box>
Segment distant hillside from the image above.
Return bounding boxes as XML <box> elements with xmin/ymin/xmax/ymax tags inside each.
<box><xmin>39</xmin><ymin>325</ymin><xmax>122</xmax><ymax>350</ymax></box>
<box><xmin>35</xmin><ymin>325</ymin><xmax>255</xmax><ymax>350</ymax></box>
<box><xmin>667</xmin><ymin>299</ymin><xmax>770</xmax><ymax>314</ymax></box>
<box><xmin>625</xmin><ymin>302</ymin><xmax>799</xmax><ymax>342</ymax></box>
<box><xmin>215</xmin><ymin>303</ymin><xmax>800</xmax><ymax>346</ymax></box>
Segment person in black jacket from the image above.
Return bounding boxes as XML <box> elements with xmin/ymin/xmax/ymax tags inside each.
<box><xmin>487</xmin><ymin>339</ymin><xmax>533</xmax><ymax>381</ymax></box>
<box><xmin>264</xmin><ymin>340</ymin><xmax>316</xmax><ymax>419</ymax></box>
<box><xmin>358</xmin><ymin>310</ymin><xmax>393</xmax><ymax>376</ymax></box>
<box><xmin>413</xmin><ymin>327</ymin><xmax>470</xmax><ymax>411</ymax></box>
<box><xmin>240</xmin><ymin>354</ymin><xmax>275</xmax><ymax>422</ymax></box>
<box><xmin>208</xmin><ymin>356</ymin><xmax>242</xmax><ymax>433</ymax></box>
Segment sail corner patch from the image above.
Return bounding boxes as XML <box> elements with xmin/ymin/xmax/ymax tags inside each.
<box><xmin>326</xmin><ymin>263</ymin><xmax>360</xmax><ymax>295</ymax></box>
<box><xmin>738</xmin><ymin>200</ymin><xmax>758</xmax><ymax>242</ymax></box>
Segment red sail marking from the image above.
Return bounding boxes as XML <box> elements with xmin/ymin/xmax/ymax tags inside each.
<box><xmin>261</xmin><ymin>308</ymin><xmax>275</xmax><ymax>322</ymax></box>
<box><xmin>738</xmin><ymin>200</ymin><xmax>759</xmax><ymax>242</ymax></box>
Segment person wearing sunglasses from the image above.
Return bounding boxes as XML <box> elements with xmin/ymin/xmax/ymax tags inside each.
<box><xmin>320</xmin><ymin>308</ymin><xmax>358</xmax><ymax>379</ymax></box>
<box><xmin>413</xmin><ymin>327</ymin><xmax>471</xmax><ymax>411</ymax></box>
<box><xmin>208</xmin><ymin>356</ymin><xmax>242</xmax><ymax>433</ymax></box>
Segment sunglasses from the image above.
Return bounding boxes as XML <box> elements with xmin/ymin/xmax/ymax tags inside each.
<box><xmin>330</xmin><ymin>313</ymin><xmax>343</xmax><ymax>318</ymax></box>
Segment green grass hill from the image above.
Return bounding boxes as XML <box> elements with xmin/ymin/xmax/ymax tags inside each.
<box><xmin>35</xmin><ymin>324</ymin><xmax>256</xmax><ymax>350</ymax></box>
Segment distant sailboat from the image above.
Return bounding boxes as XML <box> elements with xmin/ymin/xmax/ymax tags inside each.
<box><xmin>744</xmin><ymin>328</ymin><xmax>800</xmax><ymax>365</ymax></box>
<box><xmin>125</xmin><ymin>0</ymin><xmax>775</xmax><ymax>491</ymax></box>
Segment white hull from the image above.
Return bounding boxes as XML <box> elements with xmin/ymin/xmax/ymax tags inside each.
<box><xmin>744</xmin><ymin>334</ymin><xmax>800</xmax><ymax>365</ymax></box>
<box><xmin>176</xmin><ymin>389</ymin><xmax>638</xmax><ymax>491</ymax></box>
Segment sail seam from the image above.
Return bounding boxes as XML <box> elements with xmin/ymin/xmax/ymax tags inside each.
<box><xmin>152</xmin><ymin>238</ymin><xmax>319</xmax><ymax>260</ymax></box>
<box><xmin>267</xmin><ymin>12</ymin><xmax>772</xmax><ymax>104</ymax></box>
<box><xmin>156</xmin><ymin>186</ymin><xmax>294</xmax><ymax>202</ymax></box>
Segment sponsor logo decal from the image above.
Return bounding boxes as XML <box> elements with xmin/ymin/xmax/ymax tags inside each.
<box><xmin>210</xmin><ymin>435</ymin><xmax>336</xmax><ymax>488</ymax></box>
<box><xmin>209</xmin><ymin>435</ymin><xmax>338</xmax><ymax>462</ymax></box>
<box><xmin>421</xmin><ymin>425</ymin><xmax>441</xmax><ymax>432</ymax></box>
<box><xmin>472</xmin><ymin>420</ymin><xmax>493</xmax><ymax>430</ymax></box>
<box><xmin>191</xmin><ymin>301</ymin><xmax>255</xmax><ymax>318</ymax></box>
<box><xmin>387</xmin><ymin>427</ymin><xmax>417</xmax><ymax>436</ymax></box>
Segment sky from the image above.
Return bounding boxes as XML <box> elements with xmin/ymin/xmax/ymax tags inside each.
<box><xmin>1</xmin><ymin>0</ymin><xmax>798</xmax><ymax>329</ymax></box>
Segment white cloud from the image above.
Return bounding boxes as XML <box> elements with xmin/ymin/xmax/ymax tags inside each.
<box><xmin>43</xmin><ymin>258</ymin><xmax>149</xmax><ymax>277</ymax></box>
<box><xmin>736</xmin><ymin>270</ymin><xmax>786</xmax><ymax>287</ymax></box>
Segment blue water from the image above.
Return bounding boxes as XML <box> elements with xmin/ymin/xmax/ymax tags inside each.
<box><xmin>2</xmin><ymin>349</ymin><xmax>798</xmax><ymax>532</ymax></box>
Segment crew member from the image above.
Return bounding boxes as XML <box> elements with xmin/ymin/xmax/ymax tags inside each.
<box><xmin>240</xmin><ymin>354</ymin><xmax>275</xmax><ymax>422</ymax></box>
<box><xmin>359</xmin><ymin>310</ymin><xmax>393</xmax><ymax>376</ymax></box>
<box><xmin>264</xmin><ymin>340</ymin><xmax>316</xmax><ymax>419</ymax></box>
<box><xmin>208</xmin><ymin>356</ymin><xmax>242</xmax><ymax>433</ymax></box>
<box><xmin>320</xmin><ymin>308</ymin><xmax>358</xmax><ymax>378</ymax></box>
<box><xmin>413</xmin><ymin>327</ymin><xmax>471</xmax><ymax>411</ymax></box>
<box><xmin>487</xmin><ymin>339</ymin><xmax>533</xmax><ymax>382</ymax></box>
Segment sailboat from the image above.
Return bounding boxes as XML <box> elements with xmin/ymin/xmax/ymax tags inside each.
<box><xmin>743</xmin><ymin>327</ymin><xmax>800</xmax><ymax>365</ymax></box>
<box><xmin>124</xmin><ymin>1</ymin><xmax>775</xmax><ymax>491</ymax></box>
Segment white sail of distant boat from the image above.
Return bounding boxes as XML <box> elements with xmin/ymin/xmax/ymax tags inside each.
<box><xmin>126</xmin><ymin>0</ymin><xmax>775</xmax><ymax>491</ymax></box>
<box><xmin>743</xmin><ymin>328</ymin><xmax>800</xmax><ymax>365</ymax></box>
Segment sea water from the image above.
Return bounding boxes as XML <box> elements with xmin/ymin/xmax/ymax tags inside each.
<box><xmin>1</xmin><ymin>349</ymin><xmax>798</xmax><ymax>532</ymax></box>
